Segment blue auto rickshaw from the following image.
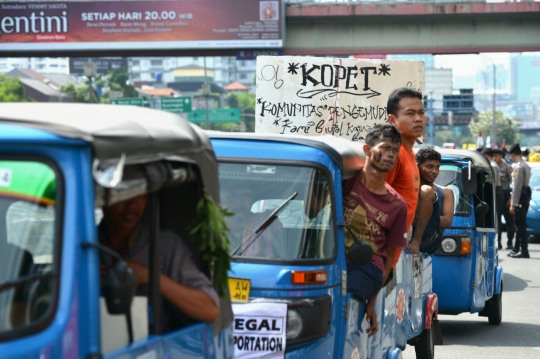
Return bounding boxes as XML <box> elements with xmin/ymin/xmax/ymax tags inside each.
<box><xmin>209</xmin><ymin>132</ymin><xmax>442</xmax><ymax>359</ymax></box>
<box><xmin>0</xmin><ymin>103</ymin><xmax>234</xmax><ymax>359</ymax></box>
<box><xmin>432</xmin><ymin>150</ymin><xmax>503</xmax><ymax>324</ymax></box>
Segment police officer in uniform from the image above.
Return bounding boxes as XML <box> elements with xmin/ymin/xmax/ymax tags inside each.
<box><xmin>482</xmin><ymin>148</ymin><xmax>504</xmax><ymax>250</ymax></box>
<box><xmin>493</xmin><ymin>148</ymin><xmax>515</xmax><ymax>249</ymax></box>
<box><xmin>508</xmin><ymin>144</ymin><xmax>532</xmax><ymax>258</ymax></box>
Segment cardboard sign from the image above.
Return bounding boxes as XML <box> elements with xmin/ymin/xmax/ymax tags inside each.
<box><xmin>255</xmin><ymin>56</ymin><xmax>424</xmax><ymax>141</ymax></box>
<box><xmin>232</xmin><ymin>302</ymin><xmax>287</xmax><ymax>359</ymax></box>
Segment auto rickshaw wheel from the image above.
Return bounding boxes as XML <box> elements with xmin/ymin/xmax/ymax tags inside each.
<box><xmin>487</xmin><ymin>283</ymin><xmax>503</xmax><ymax>325</ymax></box>
<box><xmin>414</xmin><ymin>319</ymin><xmax>434</xmax><ymax>359</ymax></box>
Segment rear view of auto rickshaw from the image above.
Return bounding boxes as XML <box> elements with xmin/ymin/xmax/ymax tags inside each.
<box><xmin>432</xmin><ymin>150</ymin><xmax>503</xmax><ymax>324</ymax></box>
<box><xmin>210</xmin><ymin>132</ymin><xmax>442</xmax><ymax>359</ymax></box>
<box><xmin>0</xmin><ymin>103</ymin><xmax>234</xmax><ymax>359</ymax></box>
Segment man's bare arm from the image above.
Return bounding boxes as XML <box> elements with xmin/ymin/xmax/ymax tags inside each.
<box><xmin>365</xmin><ymin>295</ymin><xmax>379</xmax><ymax>337</ymax></box>
<box><xmin>384</xmin><ymin>247</ymin><xmax>397</xmax><ymax>284</ymax></box>
<box><xmin>160</xmin><ymin>273</ymin><xmax>219</xmax><ymax>324</ymax></box>
<box><xmin>408</xmin><ymin>185</ymin><xmax>434</xmax><ymax>254</ymax></box>
<box><xmin>440</xmin><ymin>187</ymin><xmax>455</xmax><ymax>228</ymax></box>
<box><xmin>127</xmin><ymin>260</ymin><xmax>219</xmax><ymax>324</ymax></box>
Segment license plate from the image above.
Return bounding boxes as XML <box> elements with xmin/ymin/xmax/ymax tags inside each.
<box><xmin>228</xmin><ymin>277</ymin><xmax>251</xmax><ymax>303</ymax></box>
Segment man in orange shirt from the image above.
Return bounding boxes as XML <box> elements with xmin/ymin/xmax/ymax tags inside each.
<box><xmin>386</xmin><ymin>87</ymin><xmax>434</xmax><ymax>257</ymax></box>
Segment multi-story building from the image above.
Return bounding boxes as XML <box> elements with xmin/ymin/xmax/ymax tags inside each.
<box><xmin>425</xmin><ymin>68</ymin><xmax>453</xmax><ymax>102</ymax></box>
<box><xmin>511</xmin><ymin>54</ymin><xmax>540</xmax><ymax>102</ymax></box>
<box><xmin>0</xmin><ymin>57</ymin><xmax>69</xmax><ymax>73</ymax></box>
<box><xmin>128</xmin><ymin>56</ymin><xmax>255</xmax><ymax>89</ymax></box>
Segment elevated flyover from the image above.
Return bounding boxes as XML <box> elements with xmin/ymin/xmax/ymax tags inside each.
<box><xmin>284</xmin><ymin>1</ymin><xmax>540</xmax><ymax>55</ymax></box>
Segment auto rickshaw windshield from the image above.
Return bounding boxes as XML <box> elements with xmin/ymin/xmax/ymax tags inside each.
<box><xmin>435</xmin><ymin>164</ymin><xmax>471</xmax><ymax>216</ymax></box>
<box><xmin>0</xmin><ymin>160</ymin><xmax>58</xmax><ymax>336</ymax></box>
<box><xmin>219</xmin><ymin>162</ymin><xmax>335</xmax><ymax>262</ymax></box>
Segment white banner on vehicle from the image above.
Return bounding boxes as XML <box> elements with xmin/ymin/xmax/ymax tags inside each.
<box><xmin>232</xmin><ymin>302</ymin><xmax>287</xmax><ymax>359</ymax></box>
<box><xmin>255</xmin><ymin>56</ymin><xmax>424</xmax><ymax>141</ymax></box>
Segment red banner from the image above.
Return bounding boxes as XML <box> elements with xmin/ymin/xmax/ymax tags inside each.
<box><xmin>0</xmin><ymin>1</ymin><xmax>283</xmax><ymax>51</ymax></box>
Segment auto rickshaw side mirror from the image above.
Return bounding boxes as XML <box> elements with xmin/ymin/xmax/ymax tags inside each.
<box><xmin>475</xmin><ymin>201</ymin><xmax>490</xmax><ymax>217</ymax></box>
<box><xmin>102</xmin><ymin>261</ymin><xmax>137</xmax><ymax>315</ymax></box>
<box><xmin>82</xmin><ymin>242</ymin><xmax>137</xmax><ymax>314</ymax></box>
<box><xmin>461</xmin><ymin>166</ymin><xmax>477</xmax><ymax>195</ymax></box>
<box><xmin>339</xmin><ymin>223</ymin><xmax>374</xmax><ymax>266</ymax></box>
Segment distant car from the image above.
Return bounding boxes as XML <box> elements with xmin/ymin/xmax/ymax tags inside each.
<box><xmin>442</xmin><ymin>142</ymin><xmax>456</xmax><ymax>149</ymax></box>
<box><xmin>527</xmin><ymin>166</ymin><xmax>540</xmax><ymax>238</ymax></box>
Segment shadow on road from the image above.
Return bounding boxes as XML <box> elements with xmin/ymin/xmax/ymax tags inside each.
<box><xmin>502</xmin><ymin>273</ymin><xmax>528</xmax><ymax>292</ymax></box>
<box><xmin>439</xmin><ymin>319</ymin><xmax>540</xmax><ymax>347</ymax></box>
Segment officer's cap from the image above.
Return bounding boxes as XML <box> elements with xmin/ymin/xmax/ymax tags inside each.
<box><xmin>509</xmin><ymin>143</ymin><xmax>522</xmax><ymax>155</ymax></box>
<box><xmin>481</xmin><ymin>148</ymin><xmax>493</xmax><ymax>156</ymax></box>
<box><xmin>492</xmin><ymin>149</ymin><xmax>504</xmax><ymax>155</ymax></box>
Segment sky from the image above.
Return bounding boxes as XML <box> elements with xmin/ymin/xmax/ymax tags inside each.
<box><xmin>434</xmin><ymin>52</ymin><xmax>540</xmax><ymax>84</ymax></box>
<box><xmin>434</xmin><ymin>52</ymin><xmax>510</xmax><ymax>77</ymax></box>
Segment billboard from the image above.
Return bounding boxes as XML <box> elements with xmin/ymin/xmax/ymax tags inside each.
<box><xmin>69</xmin><ymin>57</ymin><xmax>127</xmax><ymax>74</ymax></box>
<box><xmin>0</xmin><ymin>0</ymin><xmax>284</xmax><ymax>52</ymax></box>
<box><xmin>255</xmin><ymin>56</ymin><xmax>424</xmax><ymax>141</ymax></box>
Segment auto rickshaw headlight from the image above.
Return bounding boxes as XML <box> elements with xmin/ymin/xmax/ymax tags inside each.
<box><xmin>441</xmin><ymin>238</ymin><xmax>457</xmax><ymax>253</ymax></box>
<box><xmin>286</xmin><ymin>308</ymin><xmax>303</xmax><ymax>339</ymax></box>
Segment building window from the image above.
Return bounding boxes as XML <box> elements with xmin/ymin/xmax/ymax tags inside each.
<box><xmin>131</xmin><ymin>60</ymin><xmax>140</xmax><ymax>66</ymax></box>
<box><xmin>150</xmin><ymin>60</ymin><xmax>162</xmax><ymax>67</ymax></box>
<box><xmin>239</xmin><ymin>73</ymin><xmax>248</xmax><ymax>80</ymax></box>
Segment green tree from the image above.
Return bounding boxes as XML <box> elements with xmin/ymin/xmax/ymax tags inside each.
<box><xmin>226</xmin><ymin>92</ymin><xmax>239</xmax><ymax>108</ymax></box>
<box><xmin>60</xmin><ymin>68</ymin><xmax>136</xmax><ymax>103</ymax></box>
<box><xmin>237</xmin><ymin>92</ymin><xmax>256</xmax><ymax>132</ymax></box>
<box><xmin>60</xmin><ymin>82</ymin><xmax>91</xmax><ymax>103</ymax></box>
<box><xmin>60</xmin><ymin>76</ymin><xmax>101</xmax><ymax>103</ymax></box>
<box><xmin>104</xmin><ymin>69</ymin><xmax>137</xmax><ymax>98</ymax></box>
<box><xmin>0</xmin><ymin>74</ymin><xmax>26</xmax><ymax>102</ymax></box>
<box><xmin>433</xmin><ymin>129</ymin><xmax>454</xmax><ymax>147</ymax></box>
<box><xmin>218</xmin><ymin>92</ymin><xmax>255</xmax><ymax>132</ymax></box>
<box><xmin>470</xmin><ymin>110</ymin><xmax>521</xmax><ymax>146</ymax></box>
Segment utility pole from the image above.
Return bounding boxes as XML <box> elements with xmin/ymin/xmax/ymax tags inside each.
<box><xmin>88</xmin><ymin>75</ymin><xmax>93</xmax><ymax>103</ymax></box>
<box><xmin>427</xmin><ymin>95</ymin><xmax>435</xmax><ymax>146</ymax></box>
<box><xmin>84</xmin><ymin>60</ymin><xmax>97</xmax><ymax>103</ymax></box>
<box><xmin>203</xmin><ymin>57</ymin><xmax>210</xmax><ymax>130</ymax></box>
<box><xmin>492</xmin><ymin>61</ymin><xmax>496</xmax><ymax>147</ymax></box>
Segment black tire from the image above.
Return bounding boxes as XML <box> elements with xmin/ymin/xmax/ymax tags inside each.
<box><xmin>415</xmin><ymin>320</ymin><xmax>435</xmax><ymax>359</ymax></box>
<box><xmin>488</xmin><ymin>283</ymin><xmax>503</xmax><ymax>325</ymax></box>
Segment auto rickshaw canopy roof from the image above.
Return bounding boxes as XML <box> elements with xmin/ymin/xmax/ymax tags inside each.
<box><xmin>207</xmin><ymin>131</ymin><xmax>366</xmax><ymax>179</ymax></box>
<box><xmin>438</xmin><ymin>149</ymin><xmax>493</xmax><ymax>172</ymax></box>
<box><xmin>0</xmin><ymin>103</ymin><xmax>219</xmax><ymax>202</ymax></box>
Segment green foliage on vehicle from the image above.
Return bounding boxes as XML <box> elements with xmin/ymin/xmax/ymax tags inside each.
<box><xmin>188</xmin><ymin>191</ymin><xmax>233</xmax><ymax>296</ymax></box>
